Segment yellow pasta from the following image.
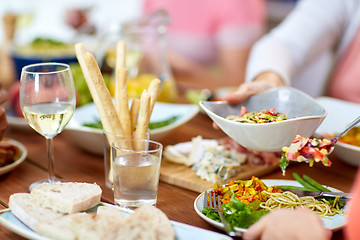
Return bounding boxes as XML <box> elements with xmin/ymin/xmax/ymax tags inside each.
<box><xmin>260</xmin><ymin>191</ymin><xmax>344</xmax><ymax>219</ymax></box>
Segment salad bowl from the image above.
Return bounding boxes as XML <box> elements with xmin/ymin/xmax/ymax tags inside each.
<box><xmin>200</xmin><ymin>87</ymin><xmax>326</xmax><ymax>152</ymax></box>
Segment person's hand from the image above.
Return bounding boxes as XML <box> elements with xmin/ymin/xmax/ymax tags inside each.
<box><xmin>243</xmin><ymin>208</ymin><xmax>332</xmax><ymax>240</ymax></box>
<box><xmin>212</xmin><ymin>71</ymin><xmax>284</xmax><ymax>129</ymax></box>
<box><xmin>225</xmin><ymin>71</ymin><xmax>285</xmax><ymax>104</ymax></box>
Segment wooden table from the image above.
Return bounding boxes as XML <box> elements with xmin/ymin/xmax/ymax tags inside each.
<box><xmin>0</xmin><ymin>113</ymin><xmax>357</xmax><ymax>239</ymax></box>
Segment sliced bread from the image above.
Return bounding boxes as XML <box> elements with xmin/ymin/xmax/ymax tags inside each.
<box><xmin>102</xmin><ymin>205</ymin><xmax>175</xmax><ymax>240</ymax></box>
<box><xmin>30</xmin><ymin>182</ymin><xmax>102</xmax><ymax>214</ymax></box>
<box><xmin>9</xmin><ymin>193</ymin><xmax>63</xmax><ymax>230</ymax></box>
<box><xmin>35</xmin><ymin>213</ymin><xmax>85</xmax><ymax>240</ymax></box>
<box><xmin>36</xmin><ymin>210</ymin><xmax>126</xmax><ymax>240</ymax></box>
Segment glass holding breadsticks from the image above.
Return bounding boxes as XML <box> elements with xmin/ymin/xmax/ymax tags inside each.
<box><xmin>19</xmin><ymin>62</ymin><xmax>76</xmax><ymax>190</ymax></box>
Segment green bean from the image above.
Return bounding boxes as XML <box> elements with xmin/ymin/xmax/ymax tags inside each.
<box><xmin>292</xmin><ymin>172</ymin><xmax>318</xmax><ymax>191</ymax></box>
<box><xmin>302</xmin><ymin>174</ymin><xmax>331</xmax><ymax>192</ymax></box>
<box><xmin>276</xmin><ymin>185</ymin><xmax>312</xmax><ymax>191</ymax></box>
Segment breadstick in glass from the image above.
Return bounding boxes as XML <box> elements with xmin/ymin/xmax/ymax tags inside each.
<box><xmin>130</xmin><ymin>98</ymin><xmax>140</xmax><ymax>133</ymax></box>
<box><xmin>114</xmin><ymin>41</ymin><xmax>132</xmax><ymax>139</ymax></box>
<box><xmin>135</xmin><ymin>90</ymin><xmax>150</xmax><ymax>150</ymax></box>
<box><xmin>148</xmin><ymin>78</ymin><xmax>161</xmax><ymax>115</ymax></box>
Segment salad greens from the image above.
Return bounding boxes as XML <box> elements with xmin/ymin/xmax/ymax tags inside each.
<box><xmin>82</xmin><ymin>115</ymin><xmax>180</xmax><ymax>130</ymax></box>
<box><xmin>202</xmin><ymin>194</ymin><xmax>268</xmax><ymax>229</ymax></box>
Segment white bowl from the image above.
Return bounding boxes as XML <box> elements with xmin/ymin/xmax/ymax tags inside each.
<box><xmin>63</xmin><ymin>101</ymin><xmax>199</xmax><ymax>155</ymax></box>
<box><xmin>200</xmin><ymin>87</ymin><xmax>327</xmax><ymax>152</ymax></box>
<box><xmin>316</xmin><ymin>96</ymin><xmax>360</xmax><ymax>166</ymax></box>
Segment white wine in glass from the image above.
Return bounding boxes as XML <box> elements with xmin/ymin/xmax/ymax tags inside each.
<box><xmin>19</xmin><ymin>62</ymin><xmax>76</xmax><ymax>190</ymax></box>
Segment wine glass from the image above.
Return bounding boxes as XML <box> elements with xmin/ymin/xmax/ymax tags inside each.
<box><xmin>19</xmin><ymin>62</ymin><xmax>76</xmax><ymax>190</ymax></box>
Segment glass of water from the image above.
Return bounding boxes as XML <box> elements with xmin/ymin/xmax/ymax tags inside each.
<box><xmin>111</xmin><ymin>138</ymin><xmax>163</xmax><ymax>208</ymax></box>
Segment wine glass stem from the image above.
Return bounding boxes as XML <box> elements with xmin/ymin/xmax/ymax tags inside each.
<box><xmin>46</xmin><ymin>137</ymin><xmax>56</xmax><ymax>182</ymax></box>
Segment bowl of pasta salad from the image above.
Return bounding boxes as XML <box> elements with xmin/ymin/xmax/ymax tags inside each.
<box><xmin>200</xmin><ymin>87</ymin><xmax>326</xmax><ymax>152</ymax></box>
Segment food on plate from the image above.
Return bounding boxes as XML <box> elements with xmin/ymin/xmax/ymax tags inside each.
<box><xmin>280</xmin><ymin>135</ymin><xmax>332</xmax><ymax>175</ymax></box>
<box><xmin>0</xmin><ymin>139</ymin><xmax>21</xmax><ymax>167</ymax></box>
<box><xmin>260</xmin><ymin>191</ymin><xmax>344</xmax><ymax>219</ymax></box>
<box><xmin>164</xmin><ymin>136</ymin><xmax>280</xmax><ymax>183</ymax></box>
<box><xmin>9</xmin><ymin>182</ymin><xmax>175</xmax><ymax>240</ymax></box>
<box><xmin>211</xmin><ymin>176</ymin><xmax>283</xmax><ymax>205</ymax></box>
<box><xmin>226</xmin><ymin>107</ymin><xmax>287</xmax><ymax>123</ymax></box>
<box><xmin>336</xmin><ymin>126</ymin><xmax>360</xmax><ymax>147</ymax></box>
<box><xmin>30</xmin><ymin>182</ymin><xmax>102</xmax><ymax>214</ymax></box>
<box><xmin>202</xmin><ymin>176</ymin><xmax>346</xmax><ymax>229</ymax></box>
<box><xmin>202</xmin><ymin>177</ymin><xmax>282</xmax><ymax>228</ymax></box>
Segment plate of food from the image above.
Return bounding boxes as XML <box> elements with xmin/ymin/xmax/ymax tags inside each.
<box><xmin>0</xmin><ymin>182</ymin><xmax>231</xmax><ymax>240</ymax></box>
<box><xmin>200</xmin><ymin>87</ymin><xmax>326</xmax><ymax>152</ymax></box>
<box><xmin>316</xmin><ymin>96</ymin><xmax>360</xmax><ymax>166</ymax></box>
<box><xmin>194</xmin><ymin>177</ymin><xmax>347</xmax><ymax>233</ymax></box>
<box><xmin>0</xmin><ymin>139</ymin><xmax>27</xmax><ymax>176</ymax></box>
<box><xmin>63</xmin><ymin>101</ymin><xmax>199</xmax><ymax>155</ymax></box>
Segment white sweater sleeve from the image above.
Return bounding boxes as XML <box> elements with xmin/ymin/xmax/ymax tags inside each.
<box><xmin>246</xmin><ymin>0</ymin><xmax>349</xmax><ymax>84</ymax></box>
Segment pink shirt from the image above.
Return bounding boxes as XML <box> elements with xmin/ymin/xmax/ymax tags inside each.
<box><xmin>329</xmin><ymin>29</ymin><xmax>360</xmax><ymax>103</ymax></box>
<box><xmin>345</xmin><ymin>169</ymin><xmax>360</xmax><ymax>240</ymax></box>
<box><xmin>143</xmin><ymin>0</ymin><xmax>265</xmax><ymax>65</ymax></box>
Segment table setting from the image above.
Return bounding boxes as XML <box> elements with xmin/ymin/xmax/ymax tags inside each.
<box><xmin>0</xmin><ymin>12</ymin><xmax>359</xmax><ymax>240</ymax></box>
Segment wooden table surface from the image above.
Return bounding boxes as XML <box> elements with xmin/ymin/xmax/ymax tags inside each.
<box><xmin>0</xmin><ymin>112</ymin><xmax>357</xmax><ymax>240</ymax></box>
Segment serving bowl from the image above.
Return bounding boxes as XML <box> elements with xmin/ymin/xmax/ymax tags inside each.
<box><xmin>199</xmin><ymin>87</ymin><xmax>327</xmax><ymax>152</ymax></box>
<box><xmin>315</xmin><ymin>96</ymin><xmax>360</xmax><ymax>166</ymax></box>
<box><xmin>11</xmin><ymin>39</ymin><xmax>77</xmax><ymax>79</ymax></box>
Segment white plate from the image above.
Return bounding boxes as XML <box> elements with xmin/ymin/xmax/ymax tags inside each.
<box><xmin>0</xmin><ymin>202</ymin><xmax>231</xmax><ymax>240</ymax></box>
<box><xmin>0</xmin><ymin>139</ymin><xmax>27</xmax><ymax>176</ymax></box>
<box><xmin>315</xmin><ymin>96</ymin><xmax>360</xmax><ymax>166</ymax></box>
<box><xmin>194</xmin><ymin>179</ymin><xmax>347</xmax><ymax>233</ymax></box>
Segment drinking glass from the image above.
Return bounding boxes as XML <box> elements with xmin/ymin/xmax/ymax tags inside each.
<box><xmin>19</xmin><ymin>62</ymin><xmax>76</xmax><ymax>190</ymax></box>
<box><xmin>112</xmin><ymin>138</ymin><xmax>163</xmax><ymax>208</ymax></box>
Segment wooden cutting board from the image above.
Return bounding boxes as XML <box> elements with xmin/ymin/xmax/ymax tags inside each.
<box><xmin>160</xmin><ymin>159</ymin><xmax>279</xmax><ymax>193</ymax></box>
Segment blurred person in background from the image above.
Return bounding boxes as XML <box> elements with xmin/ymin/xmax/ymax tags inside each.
<box><xmin>222</xmin><ymin>0</ymin><xmax>360</xmax><ymax>239</ymax></box>
<box><xmin>226</xmin><ymin>0</ymin><xmax>360</xmax><ymax>102</ymax></box>
<box><xmin>143</xmin><ymin>0</ymin><xmax>266</xmax><ymax>90</ymax></box>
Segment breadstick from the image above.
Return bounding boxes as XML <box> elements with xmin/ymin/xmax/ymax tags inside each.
<box><xmin>75</xmin><ymin>43</ymin><xmax>123</xmax><ymax>138</ymax></box>
<box><xmin>114</xmin><ymin>40</ymin><xmax>132</xmax><ymax>140</ymax></box>
<box><xmin>130</xmin><ymin>98</ymin><xmax>140</xmax><ymax>133</ymax></box>
<box><xmin>134</xmin><ymin>90</ymin><xmax>150</xmax><ymax>150</ymax></box>
<box><xmin>115</xmin><ymin>67</ymin><xmax>132</xmax><ymax>138</ymax></box>
<box><xmin>148</xmin><ymin>78</ymin><xmax>161</xmax><ymax>115</ymax></box>
<box><xmin>115</xmin><ymin>40</ymin><xmax>126</xmax><ymax>69</ymax></box>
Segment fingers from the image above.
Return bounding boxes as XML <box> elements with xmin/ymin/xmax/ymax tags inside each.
<box><xmin>212</xmin><ymin>122</ymin><xmax>220</xmax><ymax>130</ymax></box>
<box><xmin>224</xmin><ymin>81</ymin><xmax>273</xmax><ymax>104</ymax></box>
<box><xmin>243</xmin><ymin>217</ymin><xmax>266</xmax><ymax>240</ymax></box>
